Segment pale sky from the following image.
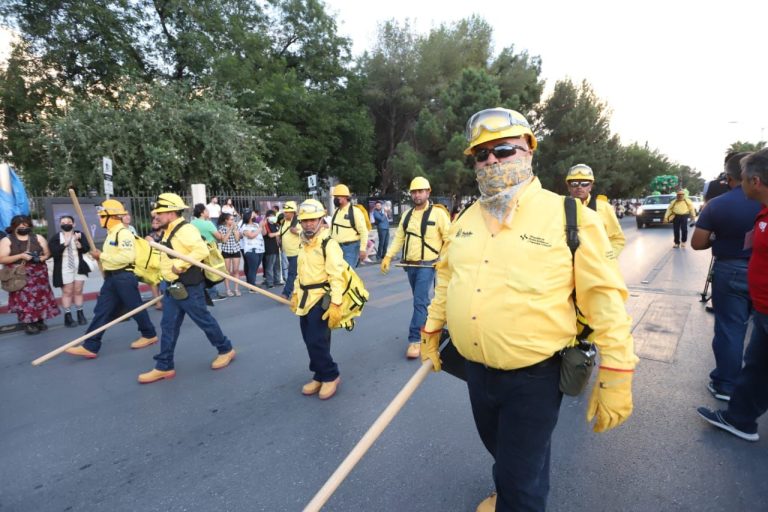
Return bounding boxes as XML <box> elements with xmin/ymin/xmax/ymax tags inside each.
<box><xmin>3</xmin><ymin>3</ymin><xmax>767</xmax><ymax>180</ymax></box>
<box><xmin>325</xmin><ymin>0</ymin><xmax>768</xmax><ymax>180</ymax></box>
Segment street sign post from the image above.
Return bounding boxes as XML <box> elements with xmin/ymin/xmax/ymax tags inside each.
<box><xmin>103</xmin><ymin>157</ymin><xmax>113</xmax><ymax>197</ymax></box>
<box><xmin>308</xmin><ymin>174</ymin><xmax>318</xmax><ymax>197</ymax></box>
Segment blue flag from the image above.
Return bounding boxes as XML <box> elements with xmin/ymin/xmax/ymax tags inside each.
<box><xmin>0</xmin><ymin>165</ymin><xmax>31</xmax><ymax>232</ymax></box>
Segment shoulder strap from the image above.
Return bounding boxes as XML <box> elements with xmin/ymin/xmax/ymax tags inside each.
<box><xmin>564</xmin><ymin>197</ymin><xmax>580</xmax><ymax>260</ymax></box>
<box><xmin>164</xmin><ymin>220</ymin><xmax>188</xmax><ymax>249</ymax></box>
<box><xmin>587</xmin><ymin>194</ymin><xmax>597</xmax><ymax>211</ymax></box>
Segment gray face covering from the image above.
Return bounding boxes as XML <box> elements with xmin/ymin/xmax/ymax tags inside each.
<box><xmin>476</xmin><ymin>156</ymin><xmax>534</xmax><ymax>222</ymax></box>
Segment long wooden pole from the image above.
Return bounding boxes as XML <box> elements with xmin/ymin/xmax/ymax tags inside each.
<box><xmin>303</xmin><ymin>360</ymin><xmax>434</xmax><ymax>512</ymax></box>
<box><xmin>31</xmin><ymin>295</ymin><xmax>163</xmax><ymax>366</ymax></box>
<box><xmin>147</xmin><ymin>240</ymin><xmax>291</xmax><ymax>306</ymax></box>
<box><xmin>68</xmin><ymin>188</ymin><xmax>103</xmax><ymax>276</ymax></box>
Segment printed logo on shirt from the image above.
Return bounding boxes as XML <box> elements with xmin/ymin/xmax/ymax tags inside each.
<box><xmin>760</xmin><ymin>221</ymin><xmax>767</xmax><ymax>233</ymax></box>
<box><xmin>520</xmin><ymin>233</ymin><xmax>552</xmax><ymax>247</ymax></box>
<box><xmin>455</xmin><ymin>229</ymin><xmax>473</xmax><ymax>238</ymax></box>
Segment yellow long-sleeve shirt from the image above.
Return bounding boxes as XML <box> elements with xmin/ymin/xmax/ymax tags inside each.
<box><xmin>385</xmin><ymin>203</ymin><xmax>451</xmax><ymax>262</ymax></box>
<box><xmin>279</xmin><ymin>217</ymin><xmax>302</xmax><ymax>257</ymax></box>
<box><xmin>159</xmin><ymin>217</ymin><xmax>209</xmax><ymax>283</ymax></box>
<box><xmin>101</xmin><ymin>224</ymin><xmax>136</xmax><ymax>271</ymax></box>
<box><xmin>425</xmin><ymin>178</ymin><xmax>638</xmax><ymax>371</ymax></box>
<box><xmin>294</xmin><ymin>229</ymin><xmax>346</xmax><ymax>316</ymax></box>
<box><xmin>330</xmin><ymin>203</ymin><xmax>368</xmax><ymax>252</ymax></box>
<box><xmin>592</xmin><ymin>196</ymin><xmax>626</xmax><ymax>257</ymax></box>
<box><xmin>664</xmin><ymin>197</ymin><xmax>696</xmax><ymax>222</ymax></box>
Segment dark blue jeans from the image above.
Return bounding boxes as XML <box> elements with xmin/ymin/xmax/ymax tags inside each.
<box><xmin>153</xmin><ymin>282</ymin><xmax>233</xmax><ymax>371</ymax></box>
<box><xmin>377</xmin><ymin>228</ymin><xmax>389</xmax><ymax>260</ymax></box>
<box><xmin>264</xmin><ymin>253</ymin><xmax>280</xmax><ymax>286</ymax></box>
<box><xmin>710</xmin><ymin>259</ymin><xmax>752</xmax><ymax>394</ymax></box>
<box><xmin>673</xmin><ymin>214</ymin><xmax>689</xmax><ymax>244</ymax></box>
<box><xmin>83</xmin><ymin>272</ymin><xmax>156</xmax><ymax>353</ymax></box>
<box><xmin>466</xmin><ymin>357</ymin><xmax>563</xmax><ymax>512</ymax></box>
<box><xmin>725</xmin><ymin>310</ymin><xmax>768</xmax><ymax>434</ymax></box>
<box><xmin>299</xmin><ymin>302</ymin><xmax>338</xmax><ymax>382</ymax></box>
<box><xmin>282</xmin><ymin>256</ymin><xmax>298</xmax><ymax>298</ymax></box>
<box><xmin>405</xmin><ymin>266</ymin><xmax>435</xmax><ymax>342</ymax></box>
<box><xmin>340</xmin><ymin>242</ymin><xmax>359</xmax><ymax>268</ymax></box>
<box><xmin>244</xmin><ymin>250</ymin><xmax>263</xmax><ymax>286</ymax></box>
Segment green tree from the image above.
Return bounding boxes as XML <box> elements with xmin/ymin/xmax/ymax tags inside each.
<box><xmin>728</xmin><ymin>141</ymin><xmax>767</xmax><ymax>154</ymax></box>
<box><xmin>28</xmin><ymin>82</ymin><xmax>268</xmax><ymax>195</ymax></box>
<box><xmin>533</xmin><ymin>79</ymin><xmax>620</xmax><ymax>195</ymax></box>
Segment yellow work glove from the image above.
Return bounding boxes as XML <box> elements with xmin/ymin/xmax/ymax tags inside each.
<box><xmin>322</xmin><ymin>303</ymin><xmax>343</xmax><ymax>329</ymax></box>
<box><xmin>380</xmin><ymin>256</ymin><xmax>391</xmax><ymax>274</ymax></box>
<box><xmin>420</xmin><ymin>328</ymin><xmax>442</xmax><ymax>372</ymax></box>
<box><xmin>586</xmin><ymin>367</ymin><xmax>634</xmax><ymax>433</ymax></box>
<box><xmin>289</xmin><ymin>293</ymin><xmax>298</xmax><ymax>313</ymax></box>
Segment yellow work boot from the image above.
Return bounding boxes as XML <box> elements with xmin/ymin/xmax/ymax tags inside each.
<box><xmin>302</xmin><ymin>379</ymin><xmax>322</xmax><ymax>396</ymax></box>
<box><xmin>476</xmin><ymin>492</ymin><xmax>497</xmax><ymax>512</ymax></box>
<box><xmin>65</xmin><ymin>346</ymin><xmax>98</xmax><ymax>359</ymax></box>
<box><xmin>318</xmin><ymin>377</ymin><xmax>341</xmax><ymax>400</ymax></box>
<box><xmin>138</xmin><ymin>368</ymin><xmax>176</xmax><ymax>384</ymax></box>
<box><xmin>406</xmin><ymin>342</ymin><xmax>421</xmax><ymax>359</ymax></box>
<box><xmin>130</xmin><ymin>336</ymin><xmax>158</xmax><ymax>349</ymax></box>
<box><xmin>211</xmin><ymin>349</ymin><xmax>236</xmax><ymax>370</ymax></box>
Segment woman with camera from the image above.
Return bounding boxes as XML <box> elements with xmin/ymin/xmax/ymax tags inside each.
<box><xmin>48</xmin><ymin>215</ymin><xmax>91</xmax><ymax>327</ymax></box>
<box><xmin>0</xmin><ymin>215</ymin><xmax>60</xmax><ymax>334</ymax></box>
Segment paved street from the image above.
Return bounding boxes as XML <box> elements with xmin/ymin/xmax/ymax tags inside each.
<box><xmin>1</xmin><ymin>217</ymin><xmax>766</xmax><ymax>511</ymax></box>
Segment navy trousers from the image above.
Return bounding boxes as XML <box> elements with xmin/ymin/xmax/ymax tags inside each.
<box><xmin>299</xmin><ymin>303</ymin><xmax>339</xmax><ymax>382</ymax></box>
<box><xmin>83</xmin><ymin>272</ymin><xmax>156</xmax><ymax>353</ymax></box>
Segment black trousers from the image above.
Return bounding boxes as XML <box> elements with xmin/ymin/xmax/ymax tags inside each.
<box><xmin>466</xmin><ymin>357</ymin><xmax>563</xmax><ymax>512</ymax></box>
<box><xmin>673</xmin><ymin>214</ymin><xmax>689</xmax><ymax>244</ymax></box>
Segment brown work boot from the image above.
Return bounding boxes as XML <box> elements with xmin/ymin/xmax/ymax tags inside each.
<box><xmin>211</xmin><ymin>349</ymin><xmax>236</xmax><ymax>370</ymax></box>
<box><xmin>130</xmin><ymin>336</ymin><xmax>158</xmax><ymax>349</ymax></box>
<box><xmin>476</xmin><ymin>492</ymin><xmax>497</xmax><ymax>512</ymax></box>
<box><xmin>406</xmin><ymin>342</ymin><xmax>421</xmax><ymax>359</ymax></box>
<box><xmin>302</xmin><ymin>379</ymin><xmax>322</xmax><ymax>396</ymax></box>
<box><xmin>138</xmin><ymin>368</ymin><xmax>176</xmax><ymax>384</ymax></box>
<box><xmin>319</xmin><ymin>377</ymin><xmax>341</xmax><ymax>400</ymax></box>
<box><xmin>65</xmin><ymin>346</ymin><xmax>98</xmax><ymax>359</ymax></box>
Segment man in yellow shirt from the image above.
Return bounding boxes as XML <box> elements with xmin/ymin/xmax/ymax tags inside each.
<box><xmin>280</xmin><ymin>201</ymin><xmax>301</xmax><ymax>299</ymax></box>
<box><xmin>138</xmin><ymin>193</ymin><xmax>236</xmax><ymax>384</ymax></box>
<box><xmin>330</xmin><ymin>184</ymin><xmax>368</xmax><ymax>268</ymax></box>
<box><xmin>566</xmin><ymin>164</ymin><xmax>626</xmax><ymax>257</ymax></box>
<box><xmin>420</xmin><ymin>108</ymin><xmax>638</xmax><ymax>512</ymax></box>
<box><xmin>664</xmin><ymin>189</ymin><xmax>697</xmax><ymax>248</ymax></box>
<box><xmin>290</xmin><ymin>199</ymin><xmax>345</xmax><ymax>400</ymax></box>
<box><xmin>381</xmin><ymin>176</ymin><xmax>450</xmax><ymax>359</ymax></box>
<box><xmin>66</xmin><ymin>199</ymin><xmax>157</xmax><ymax>359</ymax></box>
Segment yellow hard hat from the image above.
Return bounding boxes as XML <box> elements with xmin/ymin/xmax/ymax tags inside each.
<box><xmin>332</xmin><ymin>184</ymin><xmax>350</xmax><ymax>197</ymax></box>
<box><xmin>565</xmin><ymin>164</ymin><xmax>595</xmax><ymax>182</ymax></box>
<box><xmin>97</xmin><ymin>199</ymin><xmax>128</xmax><ymax>217</ymax></box>
<box><xmin>464</xmin><ymin>107</ymin><xmax>537</xmax><ymax>155</ymax></box>
<box><xmin>283</xmin><ymin>201</ymin><xmax>297</xmax><ymax>212</ymax></box>
<box><xmin>297</xmin><ymin>199</ymin><xmax>326</xmax><ymax>220</ymax></box>
<box><xmin>409</xmin><ymin>176</ymin><xmax>431</xmax><ymax>191</ymax></box>
<box><xmin>151</xmin><ymin>193</ymin><xmax>188</xmax><ymax>214</ymax></box>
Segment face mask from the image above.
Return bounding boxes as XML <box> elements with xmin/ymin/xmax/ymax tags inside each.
<box><xmin>16</xmin><ymin>227</ymin><xmax>31</xmax><ymax>235</ymax></box>
<box><xmin>476</xmin><ymin>156</ymin><xmax>533</xmax><ymax>222</ymax></box>
<box><xmin>267</xmin><ymin>216</ymin><xmax>277</xmax><ymax>224</ymax></box>
<box><xmin>333</xmin><ymin>198</ymin><xmax>341</xmax><ymax>208</ymax></box>
<box><xmin>60</xmin><ymin>224</ymin><xmax>74</xmax><ymax>232</ymax></box>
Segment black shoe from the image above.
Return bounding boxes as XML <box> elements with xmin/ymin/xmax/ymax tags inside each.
<box><xmin>707</xmin><ymin>381</ymin><xmax>731</xmax><ymax>402</ymax></box>
<box><xmin>64</xmin><ymin>312</ymin><xmax>76</xmax><ymax>328</ymax></box>
<box><xmin>76</xmin><ymin>309</ymin><xmax>87</xmax><ymax>325</ymax></box>
<box><xmin>36</xmin><ymin>320</ymin><xmax>48</xmax><ymax>331</ymax></box>
<box><xmin>25</xmin><ymin>323</ymin><xmax>40</xmax><ymax>335</ymax></box>
<box><xmin>696</xmin><ymin>407</ymin><xmax>759</xmax><ymax>441</ymax></box>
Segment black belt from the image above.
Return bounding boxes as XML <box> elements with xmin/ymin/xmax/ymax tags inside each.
<box><xmin>339</xmin><ymin>241</ymin><xmax>359</xmax><ymax>247</ymax></box>
<box><xmin>104</xmin><ymin>267</ymin><xmax>133</xmax><ymax>277</ymax></box>
<box><xmin>298</xmin><ymin>281</ymin><xmax>329</xmax><ymax>309</ymax></box>
<box><xmin>401</xmin><ymin>259</ymin><xmax>438</xmax><ymax>265</ymax></box>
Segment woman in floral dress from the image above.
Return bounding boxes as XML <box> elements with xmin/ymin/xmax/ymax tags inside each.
<box><xmin>0</xmin><ymin>215</ymin><xmax>60</xmax><ymax>334</ymax></box>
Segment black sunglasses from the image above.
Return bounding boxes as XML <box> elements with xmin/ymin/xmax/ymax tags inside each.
<box><xmin>568</xmin><ymin>181</ymin><xmax>592</xmax><ymax>188</ymax></box>
<box><xmin>473</xmin><ymin>144</ymin><xmax>527</xmax><ymax>163</ymax></box>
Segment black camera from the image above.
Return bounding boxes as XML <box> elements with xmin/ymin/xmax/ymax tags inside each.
<box><xmin>26</xmin><ymin>250</ymin><xmax>42</xmax><ymax>264</ymax></box>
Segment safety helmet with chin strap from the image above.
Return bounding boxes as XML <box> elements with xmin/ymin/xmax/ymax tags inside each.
<box><xmin>464</xmin><ymin>107</ymin><xmax>538</xmax><ymax>155</ymax></box>
<box><xmin>151</xmin><ymin>193</ymin><xmax>188</xmax><ymax>214</ymax></box>
<box><xmin>297</xmin><ymin>199</ymin><xmax>326</xmax><ymax>221</ymax></box>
